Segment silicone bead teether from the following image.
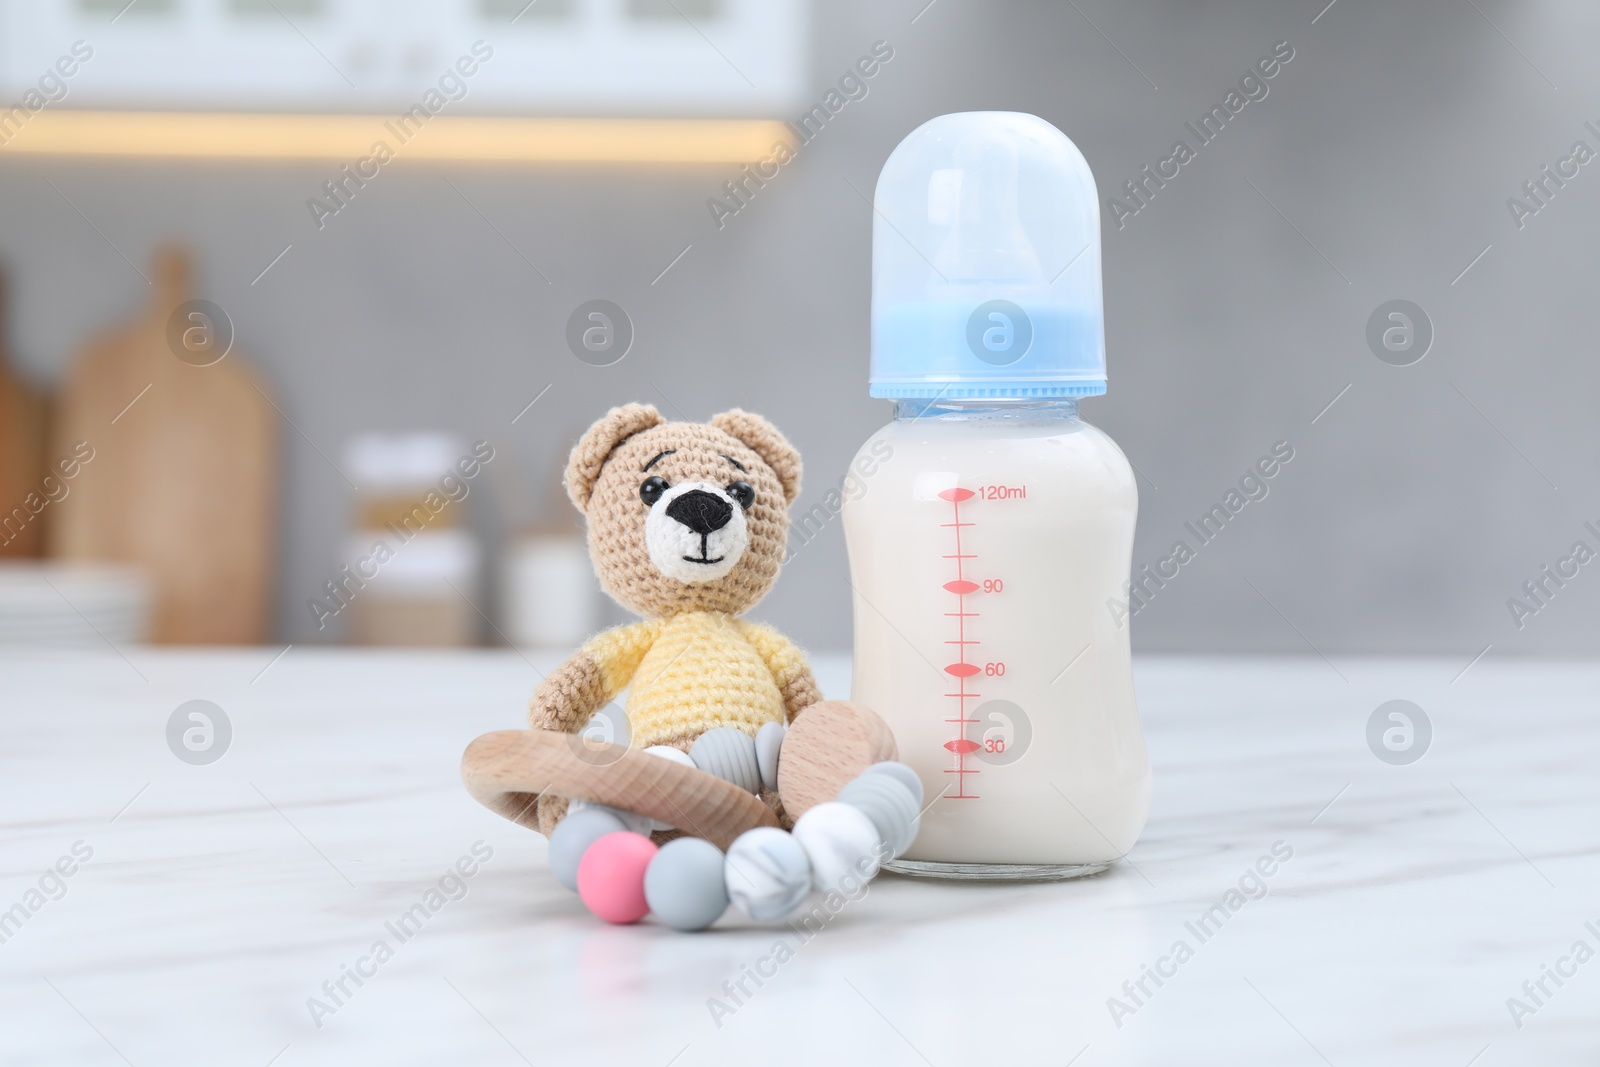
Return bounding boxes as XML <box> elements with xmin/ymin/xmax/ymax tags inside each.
<box><xmin>724</xmin><ymin>826</ymin><xmax>811</xmax><ymax>922</ymax></box>
<box><xmin>690</xmin><ymin>727</ymin><xmax>762</xmax><ymax>794</ymax></box>
<box><xmin>838</xmin><ymin>771</ymin><xmax>920</xmax><ymax>859</ymax></box>
<box><xmin>644</xmin><ymin>837</ymin><xmax>730</xmax><ymax>931</ymax></box>
<box><xmin>755</xmin><ymin>721</ymin><xmax>786</xmax><ymax>792</ymax></box>
<box><xmin>861</xmin><ymin>759</ymin><xmax>925</xmax><ymax>807</ymax></box>
<box><xmin>792</xmin><ymin>802</ymin><xmax>883</xmax><ymax>893</ymax></box>
<box><xmin>577</xmin><ymin>831</ymin><xmax>658</xmax><ymax>924</ymax></box>
<box><xmin>548</xmin><ymin>807</ymin><xmax>628</xmax><ymax>892</ymax></box>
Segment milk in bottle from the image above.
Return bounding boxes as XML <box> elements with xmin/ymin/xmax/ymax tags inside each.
<box><xmin>842</xmin><ymin>112</ymin><xmax>1150</xmax><ymax>878</ymax></box>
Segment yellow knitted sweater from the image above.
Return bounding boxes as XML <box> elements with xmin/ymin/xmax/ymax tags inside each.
<box><xmin>582</xmin><ymin>611</ymin><xmax>808</xmax><ymax>749</ymax></box>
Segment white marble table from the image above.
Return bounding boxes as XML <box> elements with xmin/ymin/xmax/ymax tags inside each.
<box><xmin>1</xmin><ymin>650</ymin><xmax>1595</xmax><ymax>1066</ymax></box>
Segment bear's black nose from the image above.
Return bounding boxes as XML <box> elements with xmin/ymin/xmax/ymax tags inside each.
<box><xmin>665</xmin><ymin>489</ymin><xmax>732</xmax><ymax>535</ymax></box>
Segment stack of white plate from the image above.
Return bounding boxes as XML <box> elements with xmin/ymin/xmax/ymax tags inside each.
<box><xmin>0</xmin><ymin>563</ymin><xmax>152</xmax><ymax>646</ymax></box>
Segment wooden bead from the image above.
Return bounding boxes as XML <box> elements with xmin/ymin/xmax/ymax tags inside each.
<box><xmin>776</xmin><ymin>701</ymin><xmax>898</xmax><ymax>821</ymax></box>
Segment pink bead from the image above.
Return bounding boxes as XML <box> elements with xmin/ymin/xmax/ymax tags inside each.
<box><xmin>576</xmin><ymin>831</ymin><xmax>658</xmax><ymax>924</ymax></box>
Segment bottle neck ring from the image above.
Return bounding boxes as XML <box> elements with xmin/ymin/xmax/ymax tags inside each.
<box><xmin>893</xmin><ymin>396</ymin><xmax>1080</xmax><ymax>421</ymax></box>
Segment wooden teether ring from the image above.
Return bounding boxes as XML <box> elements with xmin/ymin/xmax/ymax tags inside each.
<box><xmin>461</xmin><ymin>729</ymin><xmax>778</xmax><ymax>850</ymax></box>
<box><xmin>776</xmin><ymin>700</ymin><xmax>898</xmax><ymax>820</ymax></box>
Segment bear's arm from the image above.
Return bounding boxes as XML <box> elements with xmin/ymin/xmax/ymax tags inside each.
<box><xmin>528</xmin><ymin>620</ymin><xmax>660</xmax><ymax>732</ymax></box>
<box><xmin>734</xmin><ymin>621</ymin><xmax>821</xmax><ymax>722</ymax></box>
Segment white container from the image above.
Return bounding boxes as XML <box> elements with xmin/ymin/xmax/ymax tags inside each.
<box><xmin>505</xmin><ymin>533</ymin><xmax>599</xmax><ymax>648</ymax></box>
<box><xmin>342</xmin><ymin>433</ymin><xmax>481</xmax><ymax>646</ymax></box>
<box><xmin>0</xmin><ymin>562</ymin><xmax>152</xmax><ymax>646</ymax></box>
<box><xmin>842</xmin><ymin>112</ymin><xmax>1149</xmax><ymax>879</ymax></box>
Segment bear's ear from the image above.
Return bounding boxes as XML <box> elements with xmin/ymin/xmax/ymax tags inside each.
<box><xmin>710</xmin><ymin>409</ymin><xmax>802</xmax><ymax>506</ymax></box>
<box><xmin>565</xmin><ymin>403</ymin><xmax>664</xmax><ymax>513</ymax></box>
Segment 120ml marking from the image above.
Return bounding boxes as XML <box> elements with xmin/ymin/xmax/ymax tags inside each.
<box><xmin>980</xmin><ymin>484</ymin><xmax>1027</xmax><ymax>500</ymax></box>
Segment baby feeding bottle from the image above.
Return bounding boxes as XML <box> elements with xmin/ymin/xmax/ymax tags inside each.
<box><xmin>842</xmin><ymin>112</ymin><xmax>1150</xmax><ymax>879</ymax></box>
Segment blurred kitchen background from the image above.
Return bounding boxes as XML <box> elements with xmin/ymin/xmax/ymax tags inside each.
<box><xmin>0</xmin><ymin>0</ymin><xmax>1595</xmax><ymax>657</ymax></box>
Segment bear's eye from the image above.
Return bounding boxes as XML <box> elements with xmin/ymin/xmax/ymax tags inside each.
<box><xmin>727</xmin><ymin>481</ymin><xmax>755</xmax><ymax>510</ymax></box>
<box><xmin>639</xmin><ymin>476</ymin><xmax>669</xmax><ymax>506</ymax></box>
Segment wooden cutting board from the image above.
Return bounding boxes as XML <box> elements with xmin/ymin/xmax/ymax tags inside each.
<box><xmin>0</xmin><ymin>266</ymin><xmax>48</xmax><ymax>558</ymax></box>
<box><xmin>50</xmin><ymin>246</ymin><xmax>277</xmax><ymax>643</ymax></box>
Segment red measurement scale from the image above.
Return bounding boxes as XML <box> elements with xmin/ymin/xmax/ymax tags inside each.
<box><xmin>939</xmin><ymin>486</ymin><xmax>983</xmax><ymax>799</ymax></box>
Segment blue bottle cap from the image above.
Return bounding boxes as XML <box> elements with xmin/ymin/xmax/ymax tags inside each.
<box><xmin>870</xmin><ymin>112</ymin><xmax>1107</xmax><ymax>399</ymax></box>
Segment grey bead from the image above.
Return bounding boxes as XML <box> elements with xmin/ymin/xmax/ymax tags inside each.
<box><xmin>755</xmin><ymin>721</ymin><xmax>786</xmax><ymax>792</ymax></box>
<box><xmin>644</xmin><ymin>837</ymin><xmax>729</xmax><ymax>931</ymax></box>
<box><xmin>861</xmin><ymin>760</ymin><xmax>924</xmax><ymax>807</ymax></box>
<box><xmin>596</xmin><ymin>803</ymin><xmax>656</xmax><ymax>837</ymax></box>
<box><xmin>689</xmin><ymin>726</ymin><xmax>762</xmax><ymax>794</ymax></box>
<box><xmin>547</xmin><ymin>807</ymin><xmax>628</xmax><ymax>892</ymax></box>
<box><xmin>568</xmin><ymin>799</ymin><xmax>654</xmax><ymax>837</ymax></box>
<box><xmin>838</xmin><ymin>773</ymin><xmax>920</xmax><ymax>858</ymax></box>
<box><xmin>724</xmin><ymin>827</ymin><xmax>811</xmax><ymax>921</ymax></box>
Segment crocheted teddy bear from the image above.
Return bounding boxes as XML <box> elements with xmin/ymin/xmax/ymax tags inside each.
<box><xmin>528</xmin><ymin>403</ymin><xmax>824</xmax><ymax>835</ymax></box>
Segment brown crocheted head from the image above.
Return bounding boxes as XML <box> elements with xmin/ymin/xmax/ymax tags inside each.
<box><xmin>565</xmin><ymin>404</ymin><xmax>802</xmax><ymax>618</ymax></box>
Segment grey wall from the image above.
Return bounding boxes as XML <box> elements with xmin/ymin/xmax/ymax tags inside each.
<box><xmin>3</xmin><ymin>0</ymin><xmax>1598</xmax><ymax>657</ymax></box>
